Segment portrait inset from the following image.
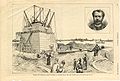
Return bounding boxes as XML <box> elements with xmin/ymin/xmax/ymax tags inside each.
<box><xmin>88</xmin><ymin>9</ymin><xmax>108</xmax><ymax>31</ymax></box>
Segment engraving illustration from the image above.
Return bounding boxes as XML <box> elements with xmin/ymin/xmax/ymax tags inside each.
<box><xmin>88</xmin><ymin>9</ymin><xmax>108</xmax><ymax>31</ymax></box>
<box><xmin>12</xmin><ymin>5</ymin><xmax>113</xmax><ymax>74</ymax></box>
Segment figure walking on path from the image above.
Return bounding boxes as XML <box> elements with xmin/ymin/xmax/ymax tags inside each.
<box><xmin>73</xmin><ymin>59</ymin><xmax>77</xmax><ymax>70</ymax></box>
<box><xmin>46</xmin><ymin>52</ymin><xmax>52</xmax><ymax>65</ymax></box>
<box><xmin>57</xmin><ymin>60</ymin><xmax>65</xmax><ymax>73</ymax></box>
<box><xmin>51</xmin><ymin>59</ymin><xmax>59</xmax><ymax>73</ymax></box>
<box><xmin>76</xmin><ymin>58</ymin><xmax>83</xmax><ymax>73</ymax></box>
<box><xmin>83</xmin><ymin>54</ymin><xmax>87</xmax><ymax>70</ymax></box>
<box><xmin>90</xmin><ymin>44</ymin><xmax>101</xmax><ymax>56</ymax></box>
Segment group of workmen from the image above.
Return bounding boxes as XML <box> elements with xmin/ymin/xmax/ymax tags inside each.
<box><xmin>51</xmin><ymin>59</ymin><xmax>66</xmax><ymax>73</ymax></box>
<box><xmin>50</xmin><ymin>53</ymin><xmax>88</xmax><ymax>73</ymax></box>
<box><xmin>39</xmin><ymin>44</ymin><xmax>103</xmax><ymax>73</ymax></box>
<box><xmin>40</xmin><ymin>50</ymin><xmax>66</xmax><ymax>73</ymax></box>
<box><xmin>73</xmin><ymin>44</ymin><xmax>104</xmax><ymax>73</ymax></box>
<box><xmin>73</xmin><ymin>54</ymin><xmax>88</xmax><ymax>73</ymax></box>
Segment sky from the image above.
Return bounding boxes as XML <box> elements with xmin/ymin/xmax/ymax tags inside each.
<box><xmin>8</xmin><ymin>3</ymin><xmax>113</xmax><ymax>40</ymax></box>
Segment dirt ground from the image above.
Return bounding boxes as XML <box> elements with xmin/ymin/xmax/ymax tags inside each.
<box><xmin>12</xmin><ymin>44</ymin><xmax>114</xmax><ymax>73</ymax></box>
<box><xmin>13</xmin><ymin>49</ymin><xmax>112</xmax><ymax>73</ymax></box>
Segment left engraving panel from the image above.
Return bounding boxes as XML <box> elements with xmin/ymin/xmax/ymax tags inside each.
<box><xmin>12</xmin><ymin>4</ymin><xmax>57</xmax><ymax>73</ymax></box>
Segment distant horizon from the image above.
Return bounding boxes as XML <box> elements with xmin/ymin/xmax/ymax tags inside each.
<box><xmin>56</xmin><ymin>38</ymin><xmax>113</xmax><ymax>41</ymax></box>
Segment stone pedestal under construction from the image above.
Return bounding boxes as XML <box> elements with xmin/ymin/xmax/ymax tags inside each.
<box><xmin>13</xmin><ymin>5</ymin><xmax>56</xmax><ymax>53</ymax></box>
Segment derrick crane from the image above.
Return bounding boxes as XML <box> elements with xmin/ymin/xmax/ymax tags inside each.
<box><xmin>13</xmin><ymin>5</ymin><xmax>56</xmax><ymax>53</ymax></box>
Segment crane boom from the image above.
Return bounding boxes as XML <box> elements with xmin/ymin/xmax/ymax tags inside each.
<box><xmin>42</xmin><ymin>9</ymin><xmax>51</xmax><ymax>26</ymax></box>
<box><xmin>33</xmin><ymin>5</ymin><xmax>36</xmax><ymax>23</ymax></box>
<box><xmin>35</xmin><ymin>8</ymin><xmax>43</xmax><ymax>22</ymax></box>
<box><xmin>24</xmin><ymin>11</ymin><xmax>32</xmax><ymax>27</ymax></box>
<box><xmin>47</xmin><ymin>12</ymin><xmax>55</xmax><ymax>27</ymax></box>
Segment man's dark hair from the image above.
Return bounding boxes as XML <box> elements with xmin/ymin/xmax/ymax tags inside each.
<box><xmin>92</xmin><ymin>9</ymin><xmax>105</xmax><ymax>17</ymax></box>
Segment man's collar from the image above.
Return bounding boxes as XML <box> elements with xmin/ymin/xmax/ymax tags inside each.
<box><xmin>94</xmin><ymin>23</ymin><xmax>102</xmax><ymax>28</ymax></box>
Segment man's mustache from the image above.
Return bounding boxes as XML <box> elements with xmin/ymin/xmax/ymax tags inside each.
<box><xmin>94</xmin><ymin>20</ymin><xmax>102</xmax><ymax>23</ymax></box>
